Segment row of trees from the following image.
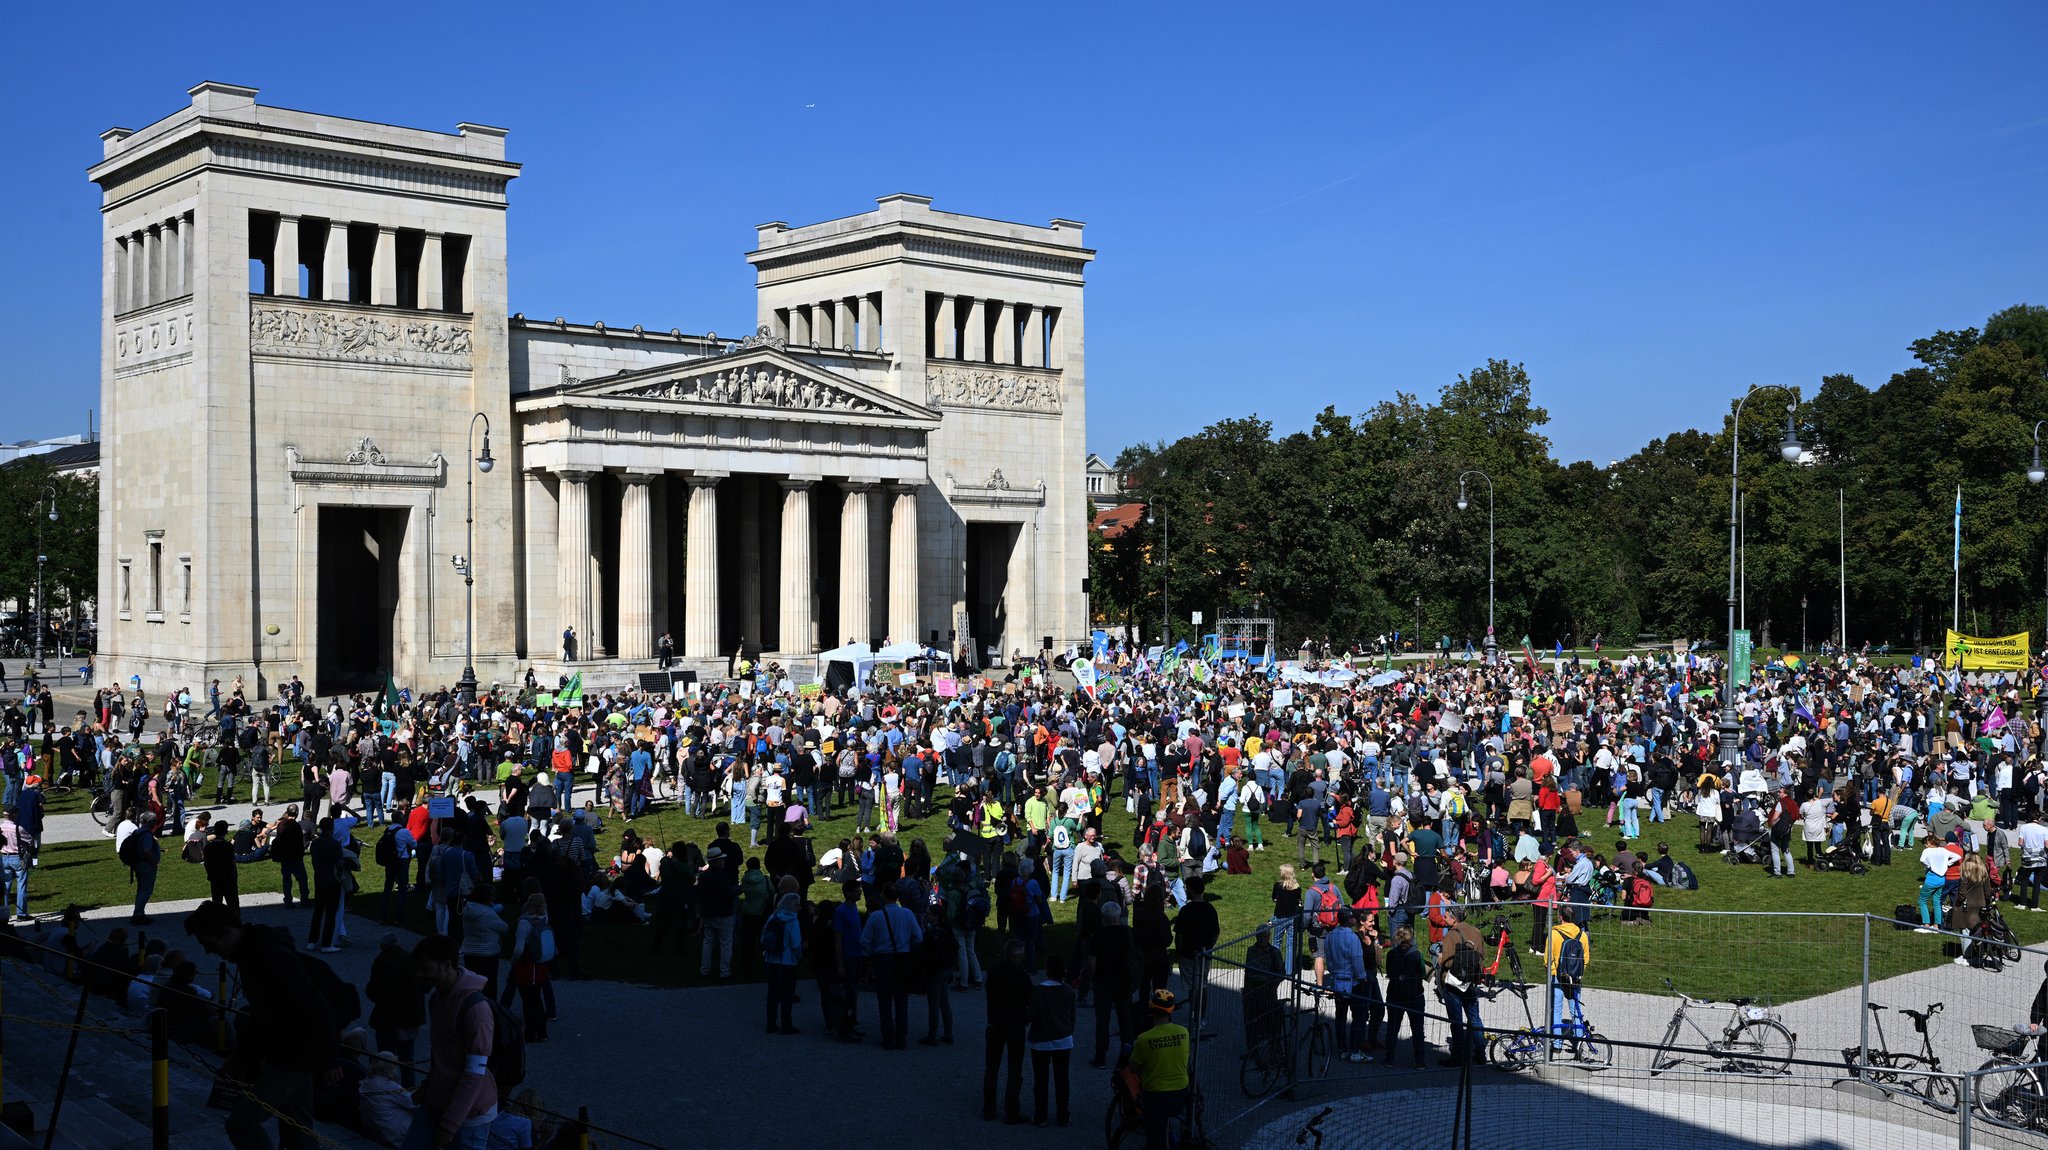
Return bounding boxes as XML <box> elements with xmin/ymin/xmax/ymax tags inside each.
<box><xmin>1090</xmin><ymin>304</ymin><xmax>2048</xmax><ymax>654</ymax></box>
<box><xmin>0</xmin><ymin>456</ymin><xmax>97</xmax><ymax>649</ymax></box>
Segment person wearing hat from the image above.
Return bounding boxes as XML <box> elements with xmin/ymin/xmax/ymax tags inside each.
<box><xmin>1129</xmin><ymin>988</ymin><xmax>1189</xmax><ymax>1150</ymax></box>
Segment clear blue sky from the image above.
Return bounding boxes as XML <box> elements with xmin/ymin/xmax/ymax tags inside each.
<box><xmin>4</xmin><ymin>3</ymin><xmax>2044</xmax><ymax>462</ymax></box>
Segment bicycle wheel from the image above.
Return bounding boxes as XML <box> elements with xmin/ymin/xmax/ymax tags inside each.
<box><xmin>89</xmin><ymin>791</ymin><xmax>112</xmax><ymax>828</ymax></box>
<box><xmin>1649</xmin><ymin>1015</ymin><xmax>1682</xmax><ymax>1075</ymax></box>
<box><xmin>1568</xmin><ymin>1030</ymin><xmax>1611</xmax><ymax>1068</ymax></box>
<box><xmin>1917</xmin><ymin>1070</ymin><xmax>1958</xmax><ymax>1113</ymax></box>
<box><xmin>1105</xmin><ymin>1090</ymin><xmax>1141</xmax><ymax>1150</ymax></box>
<box><xmin>1239</xmin><ymin>1046</ymin><xmax>1283</xmax><ymax>1098</ymax></box>
<box><xmin>1299</xmin><ymin>1021</ymin><xmax>1333</xmax><ymax>1080</ymax></box>
<box><xmin>1487</xmin><ymin>1031</ymin><xmax>1536</xmax><ymax>1072</ymax></box>
<box><xmin>1726</xmin><ymin>1019</ymin><xmax>1795</xmax><ymax>1075</ymax></box>
<box><xmin>1973</xmin><ymin>1061</ymin><xmax>2034</xmax><ymax>1129</ymax></box>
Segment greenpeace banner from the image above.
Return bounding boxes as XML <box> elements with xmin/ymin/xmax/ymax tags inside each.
<box><xmin>1944</xmin><ymin>629</ymin><xmax>2031</xmax><ymax>671</ymax></box>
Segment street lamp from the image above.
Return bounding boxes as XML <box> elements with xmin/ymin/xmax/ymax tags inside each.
<box><xmin>455</xmin><ymin>413</ymin><xmax>494</xmax><ymax>703</ymax></box>
<box><xmin>1801</xmin><ymin>594</ymin><xmax>1808</xmax><ymax>654</ymax></box>
<box><xmin>1145</xmin><ymin>504</ymin><xmax>1170</xmax><ymax>646</ymax></box>
<box><xmin>34</xmin><ymin>485</ymin><xmax>56</xmax><ymax>669</ymax></box>
<box><xmin>2029</xmin><ymin>420</ymin><xmax>2047</xmax><ymax>485</ymax></box>
<box><xmin>1413</xmin><ymin>593</ymin><xmax>1423</xmax><ymax>655</ymax></box>
<box><xmin>1720</xmin><ymin>386</ymin><xmax>1803</xmax><ymax>767</ymax></box>
<box><xmin>1456</xmin><ymin>470</ymin><xmax>1496</xmax><ymax>663</ymax></box>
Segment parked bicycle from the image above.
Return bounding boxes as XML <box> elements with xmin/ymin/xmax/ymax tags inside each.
<box><xmin>1649</xmin><ymin>978</ymin><xmax>1795</xmax><ymax>1076</ymax></box>
<box><xmin>1239</xmin><ymin>994</ymin><xmax>1296</xmax><ymax>1098</ymax></box>
<box><xmin>1106</xmin><ymin>1064</ymin><xmax>1205</xmax><ymax>1150</ymax></box>
<box><xmin>1970</xmin><ymin>1024</ymin><xmax>2048</xmax><ymax>1131</ymax></box>
<box><xmin>1840</xmin><ymin>1001</ymin><xmax>1956</xmax><ymax>1111</ymax></box>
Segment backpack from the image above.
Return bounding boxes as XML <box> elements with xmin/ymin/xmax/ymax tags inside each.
<box><xmin>1450</xmin><ymin>937</ymin><xmax>1484</xmax><ymax>986</ymax></box>
<box><xmin>463</xmin><ymin>991</ymin><xmax>526</xmax><ymax>1093</ymax></box>
<box><xmin>958</xmin><ymin>888</ymin><xmax>992</xmax><ymax>930</ymax></box>
<box><xmin>299</xmin><ymin>952</ymin><xmax>362</xmax><ymax>1027</ymax></box>
<box><xmin>1308</xmin><ymin>884</ymin><xmax>1338</xmax><ymax>930</ymax></box>
<box><xmin>1185</xmin><ymin>825</ymin><xmax>1208</xmax><ymax>863</ymax></box>
<box><xmin>521</xmin><ymin>922</ymin><xmax>556</xmax><ymax>964</ymax></box>
<box><xmin>1006</xmin><ymin>877</ymin><xmax>1029</xmax><ymax>917</ymax></box>
<box><xmin>1051</xmin><ymin>822</ymin><xmax>1073</xmax><ymax>851</ymax></box>
<box><xmin>118</xmin><ymin>830</ymin><xmax>147</xmax><ymax>872</ymax></box>
<box><xmin>761</xmin><ymin>914</ymin><xmax>788</xmax><ymax>958</ymax></box>
<box><xmin>375</xmin><ymin>827</ymin><xmax>398</xmax><ymax>868</ymax></box>
<box><xmin>1627</xmin><ymin>875</ymin><xmax>1654</xmax><ymax>908</ymax></box>
<box><xmin>1556</xmin><ymin>930</ymin><xmax>1586</xmax><ymax>985</ymax></box>
<box><xmin>1670</xmin><ymin>860</ymin><xmax>1700</xmax><ymax>891</ymax></box>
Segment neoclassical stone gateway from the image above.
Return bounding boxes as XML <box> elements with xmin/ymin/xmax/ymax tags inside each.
<box><xmin>94</xmin><ymin>83</ymin><xmax>1092</xmax><ymax>696</ymax></box>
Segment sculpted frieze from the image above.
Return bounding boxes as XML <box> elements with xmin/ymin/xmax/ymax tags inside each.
<box><xmin>251</xmin><ymin>303</ymin><xmax>473</xmax><ymax>370</ymax></box>
<box><xmin>925</xmin><ymin>366</ymin><xmax>1063</xmax><ymax>414</ymax></box>
<box><xmin>624</xmin><ymin>365</ymin><xmax>882</xmax><ymax>413</ymax></box>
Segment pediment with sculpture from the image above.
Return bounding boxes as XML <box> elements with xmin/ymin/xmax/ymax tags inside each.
<box><xmin>564</xmin><ymin>349</ymin><xmax>938</xmax><ymax>423</ymax></box>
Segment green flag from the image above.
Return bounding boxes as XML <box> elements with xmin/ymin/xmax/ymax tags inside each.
<box><xmin>381</xmin><ymin>672</ymin><xmax>401</xmax><ymax>715</ymax></box>
<box><xmin>559</xmin><ymin>671</ymin><xmax>584</xmax><ymax>705</ymax></box>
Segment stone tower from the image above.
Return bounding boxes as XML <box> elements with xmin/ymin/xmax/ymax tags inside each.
<box><xmin>91</xmin><ymin>82</ymin><xmax>521</xmax><ymax>696</ymax></box>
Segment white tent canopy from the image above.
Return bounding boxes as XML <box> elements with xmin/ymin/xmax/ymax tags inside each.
<box><xmin>814</xmin><ymin>642</ymin><xmax>875</xmax><ymax>691</ymax></box>
<box><xmin>875</xmin><ymin>641</ymin><xmax>954</xmax><ymax>673</ymax></box>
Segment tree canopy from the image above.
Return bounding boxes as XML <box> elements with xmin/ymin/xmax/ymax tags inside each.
<box><xmin>1091</xmin><ymin>304</ymin><xmax>2048</xmax><ymax>653</ymax></box>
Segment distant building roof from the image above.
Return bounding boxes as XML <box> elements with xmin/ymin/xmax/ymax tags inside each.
<box><xmin>3</xmin><ymin>441</ymin><xmax>99</xmax><ymax>474</ymax></box>
<box><xmin>1091</xmin><ymin>501</ymin><xmax>1147</xmax><ymax>539</ymax></box>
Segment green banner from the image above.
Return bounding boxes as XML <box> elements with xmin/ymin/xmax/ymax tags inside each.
<box><xmin>1731</xmin><ymin>629</ymin><xmax>1753</xmax><ymax>688</ymax></box>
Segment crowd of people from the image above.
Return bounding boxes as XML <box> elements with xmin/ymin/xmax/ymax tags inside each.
<box><xmin>2</xmin><ymin>638</ymin><xmax>2045</xmax><ymax>1148</ymax></box>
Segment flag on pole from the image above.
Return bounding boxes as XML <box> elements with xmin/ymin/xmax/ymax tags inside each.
<box><xmin>380</xmin><ymin>673</ymin><xmax>402</xmax><ymax>716</ymax></box>
<box><xmin>1954</xmin><ymin>485</ymin><xmax>1963</xmax><ymax>572</ymax></box>
<box><xmin>559</xmin><ymin>671</ymin><xmax>584</xmax><ymax>705</ymax></box>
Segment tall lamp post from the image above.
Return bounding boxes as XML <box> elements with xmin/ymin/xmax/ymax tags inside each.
<box><xmin>1801</xmin><ymin>594</ymin><xmax>1808</xmax><ymax>654</ymax></box>
<box><xmin>1146</xmin><ymin>503</ymin><xmax>1170</xmax><ymax>646</ymax></box>
<box><xmin>1413</xmin><ymin>594</ymin><xmax>1423</xmax><ymax>654</ymax></box>
<box><xmin>1456</xmin><ymin>470</ymin><xmax>1496</xmax><ymax>663</ymax></box>
<box><xmin>1720</xmin><ymin>386</ymin><xmax>1803</xmax><ymax>767</ymax></box>
<box><xmin>34</xmin><ymin>485</ymin><xmax>56</xmax><ymax>669</ymax></box>
<box><xmin>451</xmin><ymin>413</ymin><xmax>494</xmax><ymax>703</ymax></box>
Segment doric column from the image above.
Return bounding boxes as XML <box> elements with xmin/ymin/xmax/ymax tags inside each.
<box><xmin>128</xmin><ymin>232</ymin><xmax>146</xmax><ymax>310</ymax></box>
<box><xmin>142</xmin><ymin>225</ymin><xmax>161</xmax><ymax>308</ymax></box>
<box><xmin>165</xmin><ymin>218</ymin><xmax>184</xmax><ymax>298</ymax></box>
<box><xmin>738</xmin><ymin>479</ymin><xmax>762</xmax><ymax>648</ymax></box>
<box><xmin>887</xmin><ymin>483</ymin><xmax>921</xmax><ymax>646</ymax></box>
<box><xmin>616</xmin><ymin>471</ymin><xmax>656</xmax><ymax>660</ymax></box>
<box><xmin>371</xmin><ymin>227</ymin><xmax>399</xmax><ymax>305</ymax></box>
<box><xmin>790</xmin><ymin>305</ymin><xmax>811</xmax><ymax>345</ymax></box>
<box><xmin>419</xmin><ymin>233</ymin><xmax>445</xmax><ymax>311</ymax></box>
<box><xmin>116</xmin><ymin>237</ymin><xmax>132</xmax><ymax>313</ymax></box>
<box><xmin>556</xmin><ymin>470</ymin><xmax>596</xmax><ymax>661</ymax></box>
<box><xmin>180</xmin><ymin>212</ymin><xmax>195</xmax><ymax>297</ymax></box>
<box><xmin>930</xmin><ymin>294</ymin><xmax>956</xmax><ymax>359</ymax></box>
<box><xmin>323</xmin><ymin>220</ymin><xmax>350</xmax><ymax>302</ymax></box>
<box><xmin>683</xmin><ymin>472</ymin><xmax>725</xmax><ymax>658</ymax></box>
<box><xmin>963</xmin><ymin>298</ymin><xmax>987</xmax><ymax>361</ymax></box>
<box><xmin>994</xmin><ymin>300</ymin><xmax>1017</xmax><ymax>363</ymax></box>
<box><xmin>779</xmin><ymin>478</ymin><xmax>817</xmax><ymax>655</ymax></box>
<box><xmin>1021</xmin><ymin>304</ymin><xmax>1045</xmax><ymax>367</ymax></box>
<box><xmin>273</xmin><ymin>216</ymin><xmax>299</xmax><ymax>298</ymax></box>
<box><xmin>814</xmin><ymin>299</ymin><xmax>836</xmax><ymax>348</ymax></box>
<box><xmin>838</xmin><ymin>481</ymin><xmax>875</xmax><ymax>646</ymax></box>
<box><xmin>860</xmin><ymin>294</ymin><xmax>880</xmax><ymax>351</ymax></box>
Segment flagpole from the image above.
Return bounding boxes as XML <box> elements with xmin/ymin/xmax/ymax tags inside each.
<box><xmin>1953</xmin><ymin>484</ymin><xmax>1962</xmax><ymax>633</ymax></box>
<box><xmin>1838</xmin><ymin>488</ymin><xmax>1847</xmax><ymax>652</ymax></box>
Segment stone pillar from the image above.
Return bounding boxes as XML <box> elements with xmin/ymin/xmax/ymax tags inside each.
<box><xmin>1006</xmin><ymin>524</ymin><xmax>1034</xmax><ymax>666</ymax></box>
<box><xmin>143</xmin><ymin>225</ymin><xmax>161</xmax><ymax>307</ymax></box>
<box><xmin>556</xmin><ymin>470</ymin><xmax>596</xmax><ymax>661</ymax></box>
<box><xmin>790</xmin><ymin>304</ymin><xmax>811</xmax><ymax>345</ymax></box>
<box><xmin>814</xmin><ymin>300</ymin><xmax>835</xmax><ymax>348</ymax></box>
<box><xmin>779</xmin><ymin>478</ymin><xmax>816</xmax><ymax>654</ymax></box>
<box><xmin>860</xmin><ymin>294</ymin><xmax>880</xmax><ymax>351</ymax></box>
<box><xmin>963</xmin><ymin>298</ymin><xmax>987</xmax><ymax>361</ymax></box>
<box><xmin>419</xmin><ymin>233</ymin><xmax>445</xmax><ymax>311</ymax></box>
<box><xmin>372</xmin><ymin>227</ymin><xmax>399</xmax><ymax>305</ymax></box>
<box><xmin>838</xmin><ymin>482</ymin><xmax>875</xmax><ymax>646</ymax></box>
<box><xmin>887</xmin><ymin>484</ymin><xmax>921</xmax><ymax>646</ymax></box>
<box><xmin>738</xmin><ymin>479</ymin><xmax>763</xmax><ymax>649</ymax></box>
<box><xmin>930</xmin><ymin>294</ymin><xmax>956</xmax><ymax>359</ymax></box>
<box><xmin>165</xmin><ymin>218</ymin><xmax>183</xmax><ymax>298</ymax></box>
<box><xmin>116</xmin><ymin>237</ymin><xmax>132</xmax><ymax>313</ymax></box>
<box><xmin>995</xmin><ymin>300</ymin><xmax>1016</xmax><ymax>363</ymax></box>
<box><xmin>323</xmin><ymin>220</ymin><xmax>350</xmax><ymax>302</ymax></box>
<box><xmin>616</xmin><ymin>472</ymin><xmax>656</xmax><ymax>660</ymax></box>
<box><xmin>1021</xmin><ymin>304</ymin><xmax>1045</xmax><ymax>368</ymax></box>
<box><xmin>129</xmin><ymin>232</ymin><xmax>146</xmax><ymax>310</ymax></box>
<box><xmin>273</xmin><ymin>216</ymin><xmax>299</xmax><ymax>298</ymax></box>
<box><xmin>181</xmin><ymin>212</ymin><xmax>195</xmax><ymax>297</ymax></box>
<box><xmin>683</xmin><ymin>472</ymin><xmax>725</xmax><ymax>658</ymax></box>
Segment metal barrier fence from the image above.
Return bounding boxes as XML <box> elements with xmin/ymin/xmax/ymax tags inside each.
<box><xmin>1190</xmin><ymin>901</ymin><xmax>2048</xmax><ymax>1150</ymax></box>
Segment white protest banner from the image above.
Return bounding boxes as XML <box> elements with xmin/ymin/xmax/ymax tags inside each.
<box><xmin>1271</xmin><ymin>688</ymin><xmax>1295</xmax><ymax>711</ymax></box>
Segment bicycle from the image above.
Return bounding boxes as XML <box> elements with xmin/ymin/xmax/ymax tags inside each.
<box><xmin>1840</xmin><ymin>1001</ymin><xmax>1957</xmax><ymax>1112</ymax></box>
<box><xmin>1106</xmin><ymin>1064</ymin><xmax>1205</xmax><ymax>1150</ymax></box>
<box><xmin>1239</xmin><ymin>994</ymin><xmax>1296</xmax><ymax>1098</ymax></box>
<box><xmin>1482</xmin><ymin>980</ymin><xmax>1611</xmax><ymax>1070</ymax></box>
<box><xmin>1970</xmin><ymin>1024</ymin><xmax>2048</xmax><ymax>1131</ymax></box>
<box><xmin>1294</xmin><ymin>984</ymin><xmax>1336</xmax><ymax>1081</ymax></box>
<box><xmin>1649</xmin><ymin>978</ymin><xmax>1795</xmax><ymax>1076</ymax></box>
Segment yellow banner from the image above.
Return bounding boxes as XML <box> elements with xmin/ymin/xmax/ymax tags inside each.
<box><xmin>1943</xmin><ymin>629</ymin><xmax>2031</xmax><ymax>671</ymax></box>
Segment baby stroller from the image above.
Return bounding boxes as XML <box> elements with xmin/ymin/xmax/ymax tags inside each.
<box><xmin>1725</xmin><ymin>804</ymin><xmax>1768</xmax><ymax>865</ymax></box>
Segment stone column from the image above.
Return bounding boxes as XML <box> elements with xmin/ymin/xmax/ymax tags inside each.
<box><xmin>165</xmin><ymin>219</ymin><xmax>183</xmax><ymax>298</ymax></box>
<box><xmin>860</xmin><ymin>294</ymin><xmax>880</xmax><ymax>351</ymax></box>
<box><xmin>129</xmin><ymin>232</ymin><xmax>145</xmax><ymax>310</ymax></box>
<box><xmin>838</xmin><ymin>482</ymin><xmax>875</xmax><ymax>646</ymax></box>
<box><xmin>181</xmin><ymin>212</ymin><xmax>195</xmax><ymax>297</ymax></box>
<box><xmin>887</xmin><ymin>483</ymin><xmax>921</xmax><ymax>646</ymax></box>
<box><xmin>556</xmin><ymin>470</ymin><xmax>596</xmax><ymax>661</ymax></box>
<box><xmin>1021</xmin><ymin>304</ymin><xmax>1045</xmax><ymax>368</ymax></box>
<box><xmin>779</xmin><ymin>478</ymin><xmax>816</xmax><ymax>654</ymax></box>
<box><xmin>142</xmin><ymin>225</ymin><xmax>160</xmax><ymax>307</ymax></box>
<box><xmin>683</xmin><ymin>472</ymin><xmax>725</xmax><ymax>658</ymax></box>
<box><xmin>995</xmin><ymin>300</ymin><xmax>1017</xmax><ymax>363</ymax></box>
<box><xmin>815</xmin><ymin>300</ymin><xmax>836</xmax><ymax>348</ymax></box>
<box><xmin>420</xmin><ymin>233</ymin><xmax>445</xmax><ymax>311</ymax></box>
<box><xmin>738</xmin><ymin>479</ymin><xmax>762</xmax><ymax>648</ymax></box>
<box><xmin>274</xmin><ymin>216</ymin><xmax>299</xmax><ymax>298</ymax></box>
<box><xmin>323</xmin><ymin>220</ymin><xmax>350</xmax><ymax>302</ymax></box>
<box><xmin>372</xmin><ymin>227</ymin><xmax>399</xmax><ymax>305</ymax></box>
<box><xmin>616</xmin><ymin>471</ymin><xmax>656</xmax><ymax>660</ymax></box>
<box><xmin>963</xmin><ymin>298</ymin><xmax>987</xmax><ymax>361</ymax></box>
<box><xmin>790</xmin><ymin>305</ymin><xmax>811</xmax><ymax>345</ymax></box>
<box><xmin>930</xmin><ymin>294</ymin><xmax>956</xmax><ymax>359</ymax></box>
<box><xmin>116</xmin><ymin>237</ymin><xmax>132</xmax><ymax>313</ymax></box>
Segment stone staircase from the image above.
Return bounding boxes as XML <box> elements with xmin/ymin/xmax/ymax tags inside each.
<box><xmin>1</xmin><ymin>958</ymin><xmax>379</xmax><ymax>1150</ymax></box>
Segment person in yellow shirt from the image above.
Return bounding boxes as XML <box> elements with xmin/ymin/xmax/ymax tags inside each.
<box><xmin>1128</xmin><ymin>989</ymin><xmax>1189</xmax><ymax>1150</ymax></box>
<box><xmin>1545</xmin><ymin>917</ymin><xmax>1591</xmax><ymax>1044</ymax></box>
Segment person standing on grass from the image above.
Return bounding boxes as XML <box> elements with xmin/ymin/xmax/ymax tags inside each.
<box><xmin>459</xmin><ymin>881</ymin><xmax>509</xmax><ymax>999</ymax></box>
<box><xmin>1</xmin><ymin>805</ymin><xmax>26</xmax><ymax>921</ymax></box>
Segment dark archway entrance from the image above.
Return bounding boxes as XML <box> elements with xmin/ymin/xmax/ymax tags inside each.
<box><xmin>317</xmin><ymin>505</ymin><xmax>407</xmax><ymax>694</ymax></box>
<box><xmin>965</xmin><ymin>522</ymin><xmax>1019</xmax><ymax>669</ymax></box>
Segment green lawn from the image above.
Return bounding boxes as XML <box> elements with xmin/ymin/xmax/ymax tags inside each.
<box><xmin>24</xmin><ymin>780</ymin><xmax>2031</xmax><ymax>1003</ymax></box>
